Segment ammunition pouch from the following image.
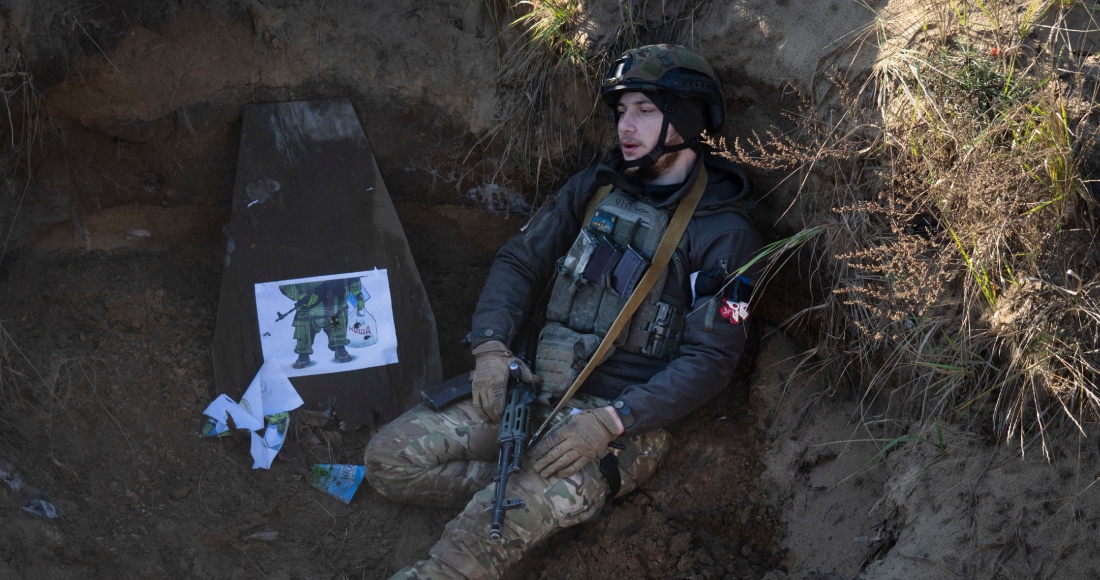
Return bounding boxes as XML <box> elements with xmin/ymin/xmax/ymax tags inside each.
<box><xmin>543</xmin><ymin>187</ymin><xmax>687</xmax><ymax>362</ymax></box>
<box><xmin>534</xmin><ymin>323</ymin><xmax>609</xmax><ymax>405</ymax></box>
<box><xmin>621</xmin><ymin>299</ymin><xmax>686</xmax><ymax>358</ymax></box>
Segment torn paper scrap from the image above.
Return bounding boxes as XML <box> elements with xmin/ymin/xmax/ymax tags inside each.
<box><xmin>264</xmin><ymin>412</ymin><xmax>289</xmax><ymax>450</ymax></box>
<box><xmin>241</xmin><ymin>358</ymin><xmax>305</xmax><ymax>426</ymax></box>
<box><xmin>309</xmin><ymin>464</ymin><xmax>366</xmax><ymax>504</ymax></box>
<box><xmin>250</xmin><ymin>412</ymin><xmax>290</xmax><ymax>470</ymax></box>
<box><xmin>201</xmin><ymin>417</ymin><xmax>230</xmax><ymax>437</ymax></box>
<box><xmin>249</xmin><ymin>432</ymin><xmax>277</xmax><ymax>469</ymax></box>
<box><xmin>202</xmin><ymin>394</ymin><xmax>263</xmax><ymax>432</ymax></box>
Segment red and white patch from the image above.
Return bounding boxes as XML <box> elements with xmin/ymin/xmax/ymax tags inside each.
<box><xmin>719</xmin><ymin>299</ymin><xmax>750</xmax><ymax>325</ymax></box>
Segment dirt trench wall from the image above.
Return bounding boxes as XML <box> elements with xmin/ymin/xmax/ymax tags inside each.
<box><xmin>0</xmin><ymin>0</ymin><xmax>890</xmax><ymax>427</ymax></box>
<box><xmin>6</xmin><ymin>0</ymin><xmax>503</xmax><ymax>227</ymax></box>
<box><xmin>3</xmin><ymin>1</ymin><xmax>884</xmax><ymax>332</ymax></box>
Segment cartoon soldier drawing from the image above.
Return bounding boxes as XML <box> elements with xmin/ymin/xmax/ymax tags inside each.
<box><xmin>278</xmin><ymin>277</ymin><xmax>367</xmax><ymax>368</ymax></box>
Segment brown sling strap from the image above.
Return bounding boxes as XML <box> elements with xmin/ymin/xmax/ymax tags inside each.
<box><xmin>532</xmin><ymin>166</ymin><xmax>710</xmax><ymax>440</ymax></box>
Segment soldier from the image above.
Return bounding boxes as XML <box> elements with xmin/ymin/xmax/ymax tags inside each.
<box><xmin>365</xmin><ymin>44</ymin><xmax>763</xmax><ymax>578</ymax></box>
<box><xmin>278</xmin><ymin>277</ymin><xmax>367</xmax><ymax>368</ymax></box>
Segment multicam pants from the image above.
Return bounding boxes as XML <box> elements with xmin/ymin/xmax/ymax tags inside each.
<box><xmin>292</xmin><ymin>307</ymin><xmax>349</xmax><ymax>355</ymax></box>
<box><xmin>364</xmin><ymin>395</ymin><xmax>670</xmax><ymax>579</ymax></box>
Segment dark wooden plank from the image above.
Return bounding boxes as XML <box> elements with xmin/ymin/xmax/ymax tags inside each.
<box><xmin>212</xmin><ymin>98</ymin><xmax>441</xmax><ymax>430</ymax></box>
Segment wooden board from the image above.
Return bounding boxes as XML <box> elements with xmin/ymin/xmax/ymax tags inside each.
<box><xmin>212</xmin><ymin>98</ymin><xmax>441</xmax><ymax>430</ymax></box>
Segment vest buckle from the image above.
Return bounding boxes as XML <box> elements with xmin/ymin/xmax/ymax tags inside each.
<box><xmin>642</xmin><ymin>301</ymin><xmax>675</xmax><ymax>357</ymax></box>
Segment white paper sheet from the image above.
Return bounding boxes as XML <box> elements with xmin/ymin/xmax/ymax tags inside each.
<box><xmin>251</xmin><ymin>411</ymin><xmax>290</xmax><ymax>469</ymax></box>
<box><xmin>202</xmin><ymin>394</ymin><xmax>264</xmax><ymax>432</ymax></box>
<box><xmin>250</xmin><ymin>431</ymin><xmax>277</xmax><ymax>469</ymax></box>
<box><xmin>254</xmin><ymin>269</ymin><xmax>399</xmax><ymax>378</ymax></box>
<box><xmin>203</xmin><ymin>363</ymin><xmax>304</xmax><ymax>469</ymax></box>
<box><xmin>240</xmin><ymin>358</ymin><xmax>305</xmax><ymax>425</ymax></box>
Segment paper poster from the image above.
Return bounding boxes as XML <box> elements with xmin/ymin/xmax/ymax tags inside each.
<box><xmin>255</xmin><ymin>269</ymin><xmax>398</xmax><ymax>377</ymax></box>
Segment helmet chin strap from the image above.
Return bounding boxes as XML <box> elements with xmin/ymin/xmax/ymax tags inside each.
<box><xmin>621</xmin><ymin>95</ymin><xmax>697</xmax><ymax>171</ymax></box>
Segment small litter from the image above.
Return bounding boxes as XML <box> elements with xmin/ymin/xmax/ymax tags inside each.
<box><xmin>22</xmin><ymin>499</ymin><xmax>59</xmax><ymax>519</ymax></box>
<box><xmin>242</xmin><ymin>529</ymin><xmax>279</xmax><ymax>541</ymax></box>
<box><xmin>2</xmin><ymin>457</ymin><xmax>65</xmax><ymax>520</ymax></box>
<box><xmin>309</xmin><ymin>464</ymin><xmax>366</xmax><ymax>504</ymax></box>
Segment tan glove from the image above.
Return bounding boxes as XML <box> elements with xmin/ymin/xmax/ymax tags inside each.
<box><xmin>471</xmin><ymin>341</ymin><xmax>540</xmax><ymax>422</ymax></box>
<box><xmin>530</xmin><ymin>407</ymin><xmax>619</xmax><ymax>479</ymax></box>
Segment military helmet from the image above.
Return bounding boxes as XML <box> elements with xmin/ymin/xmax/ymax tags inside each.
<box><xmin>601</xmin><ymin>44</ymin><xmax>724</xmax><ymax>134</ymax></box>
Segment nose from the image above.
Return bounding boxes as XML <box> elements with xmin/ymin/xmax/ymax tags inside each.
<box><xmin>618</xmin><ymin>109</ymin><xmax>636</xmax><ymax>135</ymax></box>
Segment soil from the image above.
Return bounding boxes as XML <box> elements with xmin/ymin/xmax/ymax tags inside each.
<box><xmin>3</xmin><ymin>1</ymin><xmax>1100</xmax><ymax>579</ymax></box>
<box><xmin>0</xmin><ymin>247</ymin><xmax>781</xmax><ymax>579</ymax></box>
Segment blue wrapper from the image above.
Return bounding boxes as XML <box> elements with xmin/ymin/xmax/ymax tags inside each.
<box><xmin>309</xmin><ymin>464</ymin><xmax>366</xmax><ymax>504</ymax></box>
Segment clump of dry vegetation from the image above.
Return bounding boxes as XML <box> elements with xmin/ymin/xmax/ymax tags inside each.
<box><xmin>0</xmin><ymin>46</ymin><xmax>43</xmax><ymax>262</ymax></box>
<box><xmin>0</xmin><ymin>40</ymin><xmax>60</xmax><ymax>431</ymax></box>
<box><xmin>748</xmin><ymin>1</ymin><xmax>1100</xmax><ymax>456</ymax></box>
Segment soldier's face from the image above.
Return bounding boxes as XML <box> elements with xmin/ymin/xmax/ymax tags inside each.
<box><xmin>616</xmin><ymin>92</ymin><xmax>683</xmax><ymax>161</ymax></box>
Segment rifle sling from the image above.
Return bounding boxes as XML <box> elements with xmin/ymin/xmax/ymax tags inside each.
<box><xmin>532</xmin><ymin>166</ymin><xmax>709</xmax><ymax>440</ymax></box>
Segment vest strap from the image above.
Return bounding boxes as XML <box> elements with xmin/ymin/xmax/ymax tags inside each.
<box><xmin>533</xmin><ymin>166</ymin><xmax>709</xmax><ymax>440</ymax></box>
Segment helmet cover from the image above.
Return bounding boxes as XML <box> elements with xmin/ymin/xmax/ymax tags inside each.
<box><xmin>601</xmin><ymin>44</ymin><xmax>724</xmax><ymax>133</ymax></box>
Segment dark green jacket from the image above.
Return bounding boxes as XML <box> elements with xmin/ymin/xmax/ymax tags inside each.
<box><xmin>471</xmin><ymin>148</ymin><xmax>763</xmax><ymax>435</ymax></box>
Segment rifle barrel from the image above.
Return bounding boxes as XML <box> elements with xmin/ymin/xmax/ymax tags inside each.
<box><xmin>489</xmin><ymin>440</ymin><xmax>515</xmax><ymax>541</ymax></box>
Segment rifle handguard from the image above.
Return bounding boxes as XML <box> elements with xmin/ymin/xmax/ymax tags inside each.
<box><xmin>488</xmin><ymin>367</ymin><xmax>537</xmax><ymax>541</ymax></box>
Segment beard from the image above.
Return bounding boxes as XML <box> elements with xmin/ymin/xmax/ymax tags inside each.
<box><xmin>622</xmin><ymin>132</ymin><xmax>687</xmax><ymax>182</ymax></box>
<box><xmin>624</xmin><ymin>147</ymin><xmax>685</xmax><ymax>182</ymax></box>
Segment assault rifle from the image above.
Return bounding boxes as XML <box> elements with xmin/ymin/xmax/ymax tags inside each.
<box><xmin>489</xmin><ymin>361</ymin><xmax>537</xmax><ymax>540</ymax></box>
<box><xmin>414</xmin><ymin>325</ymin><xmax>539</xmax><ymax>540</ymax></box>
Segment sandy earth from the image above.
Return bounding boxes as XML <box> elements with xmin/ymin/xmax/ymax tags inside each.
<box><xmin>3</xmin><ymin>0</ymin><xmax>1100</xmax><ymax>579</ymax></box>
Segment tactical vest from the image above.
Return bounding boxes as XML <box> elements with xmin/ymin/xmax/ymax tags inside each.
<box><xmin>535</xmin><ymin>187</ymin><xmax>688</xmax><ymax>397</ymax></box>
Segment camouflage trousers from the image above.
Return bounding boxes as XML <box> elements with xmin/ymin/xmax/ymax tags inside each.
<box><xmin>364</xmin><ymin>394</ymin><xmax>670</xmax><ymax>579</ymax></box>
<box><xmin>291</xmin><ymin>306</ymin><xmax>348</xmax><ymax>355</ymax></box>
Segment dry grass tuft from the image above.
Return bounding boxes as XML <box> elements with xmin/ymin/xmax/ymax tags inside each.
<box><xmin>0</xmin><ymin>49</ymin><xmax>44</xmax><ymax>262</ymax></box>
<box><xmin>737</xmin><ymin>1</ymin><xmax>1100</xmax><ymax>457</ymax></box>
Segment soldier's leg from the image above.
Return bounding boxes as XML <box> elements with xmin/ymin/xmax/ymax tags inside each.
<box><xmin>384</xmin><ymin>396</ymin><xmax>670</xmax><ymax>579</ymax></box>
<box><xmin>556</xmin><ymin>395</ymin><xmax>672</xmax><ymax>498</ymax></box>
<box><xmin>292</xmin><ymin>314</ymin><xmax>316</xmax><ymax>355</ymax></box>
<box><xmin>390</xmin><ymin>455</ymin><xmax>607</xmax><ymax>580</ymax></box>
<box><xmin>365</xmin><ymin>399</ymin><xmax>498</xmax><ymax>509</ymax></box>
<box><xmin>324</xmin><ymin>307</ymin><xmax>350</xmax><ymax>350</ymax></box>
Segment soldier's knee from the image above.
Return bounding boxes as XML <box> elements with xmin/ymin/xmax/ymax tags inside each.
<box><xmin>513</xmin><ymin>461</ymin><xmax>606</xmax><ymax>530</ymax></box>
<box><xmin>363</xmin><ymin>427</ymin><xmax>417</xmax><ymax>497</ymax></box>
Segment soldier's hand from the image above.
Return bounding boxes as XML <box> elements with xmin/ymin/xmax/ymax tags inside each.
<box><xmin>530</xmin><ymin>407</ymin><xmax>620</xmax><ymax>480</ymax></box>
<box><xmin>470</xmin><ymin>341</ymin><xmax>539</xmax><ymax>422</ymax></box>
<box><xmin>305</xmin><ymin>293</ymin><xmax>320</xmax><ymax>307</ymax></box>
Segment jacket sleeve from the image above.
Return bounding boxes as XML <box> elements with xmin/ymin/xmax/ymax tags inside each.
<box><xmin>611</xmin><ymin>217</ymin><xmax>764</xmax><ymax>435</ymax></box>
<box><xmin>469</xmin><ymin>169</ymin><xmax>599</xmax><ymax>348</ymax></box>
